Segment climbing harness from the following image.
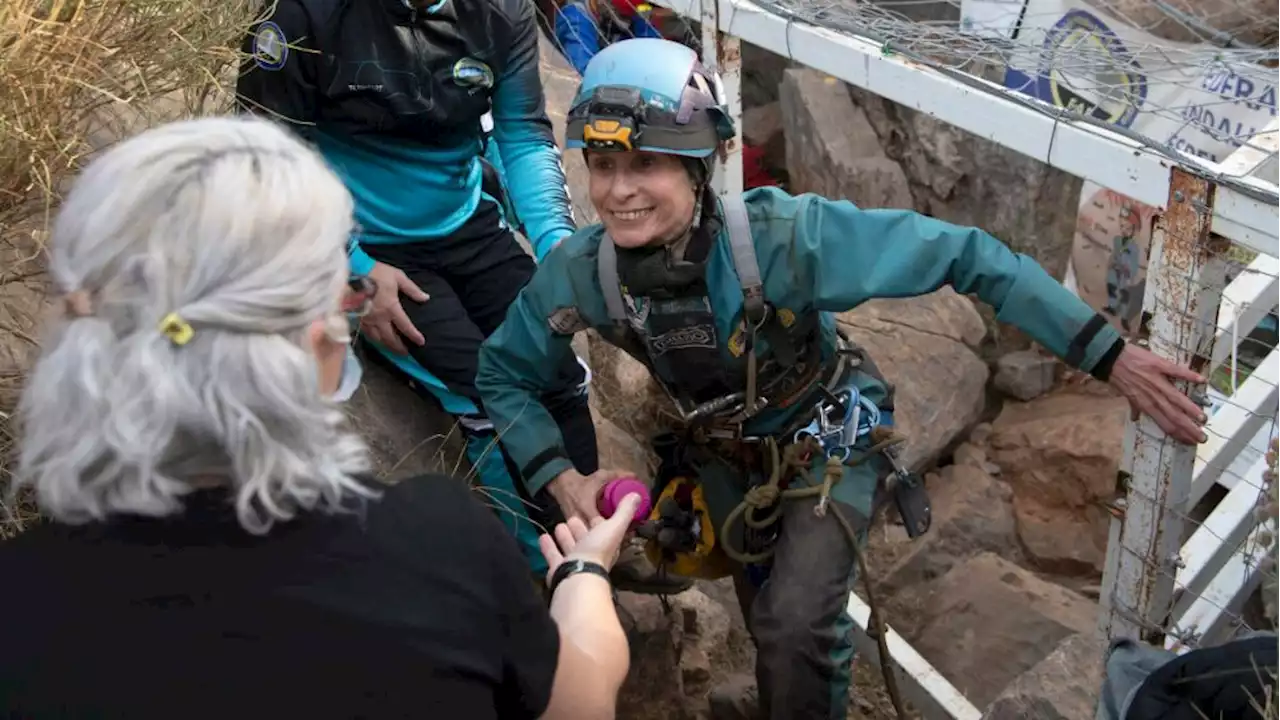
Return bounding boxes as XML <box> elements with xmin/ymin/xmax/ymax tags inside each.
<box><xmin>598</xmin><ymin>193</ymin><xmax>818</xmax><ymax>427</ymax></box>
<box><xmin>791</xmin><ymin>386</ymin><xmax>882</xmax><ymax>463</ymax></box>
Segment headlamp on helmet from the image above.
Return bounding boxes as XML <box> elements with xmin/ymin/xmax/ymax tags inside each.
<box><xmin>581</xmin><ymin>87</ymin><xmax>644</xmax><ymax>152</ymax></box>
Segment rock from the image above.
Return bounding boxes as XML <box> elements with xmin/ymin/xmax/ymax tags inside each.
<box><xmin>846</xmin><ymin>84</ymin><xmax>1082</xmax><ymax>284</ymax></box>
<box><xmin>988</xmin><ymin>386</ymin><xmax>1129</xmax><ymax>576</ymax></box>
<box><xmin>969</xmin><ymin>422</ymin><xmax>994</xmax><ymax>446</ymax></box>
<box><xmin>616</xmin><ymin>593</ymin><xmax>690</xmax><ymax>720</ymax></box>
<box><xmin>837</xmin><ymin>287</ymin><xmax>989</xmax><ymax>471</ymax></box>
<box><xmin>344</xmin><ymin>355</ymin><xmax>464</xmax><ymax>480</ymax></box>
<box><xmin>780</xmin><ymin>68</ymin><xmax>914</xmax><ymax>209</ymax></box>
<box><xmin>585</xmin><ymin>330</ymin><xmax>679</xmax><ymax>442</ymax></box>
<box><xmin>1083</xmin><ymin>0</ymin><xmax>1276</xmax><ymax>45</ymax></box>
<box><xmin>708</xmin><ymin>674</ymin><xmax>759</xmax><ymax>720</ymax></box>
<box><xmin>875</xmin><ymin>464</ymin><xmax>1020</xmax><ymax>604</ymax></box>
<box><xmin>741</xmin><ymin>101</ymin><xmax>785</xmax><ymax>178</ymax></box>
<box><xmin>741</xmin><ymin>41</ymin><xmax>793</xmax><ymax>110</ymax></box>
<box><xmin>993</xmin><ymin>349</ymin><xmax>1059</xmax><ymax>401</ymax></box>
<box><xmin>842</xmin><ymin>82</ymin><xmax>1085</xmax><ymax>353</ymax></box>
<box><xmin>901</xmin><ymin>553</ymin><xmax>1099</xmax><ymax>708</ymax></box>
<box><xmin>952</xmin><ymin>442</ymin><xmax>988</xmax><ymax>468</ymax></box>
<box><xmin>614</xmin><ymin>585</ymin><xmax>757</xmax><ymax>720</ymax></box>
<box><xmin>594</xmin><ymin>408</ymin><xmax>660</xmax><ymax>482</ymax></box>
<box><xmin>982</xmin><ymin>632</ymin><xmax>1108</xmax><ymax>720</ymax></box>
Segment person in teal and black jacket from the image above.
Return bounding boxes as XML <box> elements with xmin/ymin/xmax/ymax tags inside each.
<box><xmin>476</xmin><ymin>38</ymin><xmax>1210</xmax><ymax>718</ymax></box>
<box><xmin>232</xmin><ymin>0</ymin><xmax>698</xmax><ymax>592</ymax></box>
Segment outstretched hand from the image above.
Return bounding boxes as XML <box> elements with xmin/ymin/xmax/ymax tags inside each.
<box><xmin>1108</xmin><ymin>344</ymin><xmax>1209</xmax><ymax>445</ymax></box>
<box><xmin>539</xmin><ymin>493</ymin><xmax>643</xmax><ymax>588</ymax></box>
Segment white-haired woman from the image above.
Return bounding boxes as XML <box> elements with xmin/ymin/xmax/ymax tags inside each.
<box><xmin>0</xmin><ymin>116</ymin><xmax>634</xmax><ymax>719</ymax></box>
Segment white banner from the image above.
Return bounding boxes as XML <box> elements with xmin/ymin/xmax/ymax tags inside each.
<box><xmin>964</xmin><ymin>0</ymin><xmax>1277</xmax><ymax>334</ymax></box>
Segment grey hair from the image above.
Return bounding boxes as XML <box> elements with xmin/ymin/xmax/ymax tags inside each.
<box><xmin>15</xmin><ymin>115</ymin><xmax>375</xmax><ymax>534</ymax></box>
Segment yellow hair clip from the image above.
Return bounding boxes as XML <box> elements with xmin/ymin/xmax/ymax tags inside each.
<box><xmin>159</xmin><ymin>312</ymin><xmax>195</xmax><ymax>346</ymax></box>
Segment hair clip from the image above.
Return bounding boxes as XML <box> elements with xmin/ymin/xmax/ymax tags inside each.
<box><xmin>159</xmin><ymin>312</ymin><xmax>195</xmax><ymax>346</ymax></box>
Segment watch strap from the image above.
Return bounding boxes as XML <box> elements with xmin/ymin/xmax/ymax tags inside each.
<box><xmin>548</xmin><ymin>559</ymin><xmax>612</xmax><ymax>597</ymax></box>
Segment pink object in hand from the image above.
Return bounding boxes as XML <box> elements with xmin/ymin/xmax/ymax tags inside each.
<box><xmin>596</xmin><ymin>477</ymin><xmax>652</xmax><ymax>527</ymax></box>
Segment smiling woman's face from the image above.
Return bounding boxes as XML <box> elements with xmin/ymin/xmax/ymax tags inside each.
<box><xmin>586</xmin><ymin>150</ymin><xmax>697</xmax><ymax>249</ymax></box>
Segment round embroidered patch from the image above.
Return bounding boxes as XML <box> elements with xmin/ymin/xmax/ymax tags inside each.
<box><xmin>253</xmin><ymin>21</ymin><xmax>289</xmax><ymax>71</ymax></box>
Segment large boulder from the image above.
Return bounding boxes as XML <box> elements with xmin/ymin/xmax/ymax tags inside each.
<box><xmin>780</xmin><ymin>67</ymin><xmax>914</xmax><ymax>210</ymax></box>
<box><xmin>845</xmin><ymin>84</ymin><xmax>1082</xmax><ymax>285</ymax></box>
<box><xmin>1083</xmin><ymin>0</ymin><xmax>1276</xmax><ymax>45</ymax></box>
<box><xmin>983</xmin><ymin>632</ymin><xmax>1108</xmax><ymax>720</ymax></box>
<box><xmin>896</xmin><ymin>552</ymin><xmax>1099</xmax><ymax>708</ymax></box>
<box><xmin>837</xmin><ymin>287</ymin><xmax>990</xmax><ymax>471</ymax></box>
<box><xmin>872</xmin><ymin>463</ymin><xmax>1021</xmax><ymax>598</ymax></box>
<box><xmin>344</xmin><ymin>356</ymin><xmax>464</xmax><ymax>480</ymax></box>
<box><xmin>985</xmin><ymin>383</ymin><xmax>1129</xmax><ymax>577</ymax></box>
<box><xmin>584</xmin><ymin>330</ymin><xmax>680</xmax><ymax>444</ymax></box>
<box><xmin>615</xmin><ymin>581</ymin><xmax>757</xmax><ymax>720</ymax></box>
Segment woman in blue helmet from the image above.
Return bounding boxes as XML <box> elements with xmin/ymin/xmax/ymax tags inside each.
<box><xmin>477</xmin><ymin>38</ymin><xmax>1208</xmax><ymax>717</ymax></box>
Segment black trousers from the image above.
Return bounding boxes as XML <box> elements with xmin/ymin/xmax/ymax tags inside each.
<box><xmin>361</xmin><ymin>173</ymin><xmax>597</xmax><ymax>526</ymax></box>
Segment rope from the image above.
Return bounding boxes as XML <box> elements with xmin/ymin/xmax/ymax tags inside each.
<box><xmin>717</xmin><ymin>425</ymin><xmax>910</xmax><ymax>718</ymax></box>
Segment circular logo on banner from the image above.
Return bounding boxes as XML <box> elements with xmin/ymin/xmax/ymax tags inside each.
<box><xmin>1040</xmin><ymin>9</ymin><xmax>1147</xmax><ymax>129</ymax></box>
<box><xmin>253</xmin><ymin>21</ymin><xmax>289</xmax><ymax>71</ymax></box>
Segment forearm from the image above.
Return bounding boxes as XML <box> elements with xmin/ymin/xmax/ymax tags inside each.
<box><xmin>501</xmin><ymin>139</ymin><xmax>575</xmax><ymax>260</ymax></box>
<box><xmin>550</xmin><ymin>574</ymin><xmax>629</xmax><ymax>690</ymax></box>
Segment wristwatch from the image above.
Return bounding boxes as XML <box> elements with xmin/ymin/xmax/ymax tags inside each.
<box><xmin>548</xmin><ymin>559</ymin><xmax>613</xmax><ymax>598</ymax></box>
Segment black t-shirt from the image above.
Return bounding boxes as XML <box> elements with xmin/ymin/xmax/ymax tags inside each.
<box><xmin>0</xmin><ymin>473</ymin><xmax>558</xmax><ymax>719</ymax></box>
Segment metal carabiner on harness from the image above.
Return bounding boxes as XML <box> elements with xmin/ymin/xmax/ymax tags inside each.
<box><xmin>792</xmin><ymin>386</ymin><xmax>881</xmax><ymax>461</ymax></box>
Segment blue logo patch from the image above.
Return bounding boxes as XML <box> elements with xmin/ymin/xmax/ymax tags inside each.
<box><xmin>253</xmin><ymin>21</ymin><xmax>289</xmax><ymax>72</ymax></box>
<box><xmin>452</xmin><ymin>57</ymin><xmax>494</xmax><ymax>91</ymax></box>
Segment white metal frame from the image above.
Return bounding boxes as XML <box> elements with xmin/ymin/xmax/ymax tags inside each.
<box><xmin>639</xmin><ymin>0</ymin><xmax>1279</xmax><ymax>714</ymax></box>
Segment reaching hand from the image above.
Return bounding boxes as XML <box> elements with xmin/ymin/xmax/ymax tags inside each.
<box><xmin>360</xmin><ymin>261</ymin><xmax>429</xmax><ymax>356</ymax></box>
<box><xmin>1108</xmin><ymin>343</ymin><xmax>1209</xmax><ymax>445</ymax></box>
<box><xmin>546</xmin><ymin>468</ymin><xmax>629</xmax><ymax>525</ymax></box>
<box><xmin>539</xmin><ymin>493</ymin><xmax>642</xmax><ymax>587</ymax></box>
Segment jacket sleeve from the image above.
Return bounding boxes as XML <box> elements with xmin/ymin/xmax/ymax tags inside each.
<box><xmin>234</xmin><ymin>0</ymin><xmax>320</xmax><ymax>138</ymax></box>
<box><xmin>493</xmin><ymin>0</ymin><xmax>577</xmax><ymax>262</ymax></box>
<box><xmin>555</xmin><ymin>2</ymin><xmax>600</xmax><ymax>76</ymax></box>
<box><xmin>477</xmin><ymin>244</ymin><xmax>599</xmax><ymax>495</ymax></box>
<box><xmin>790</xmin><ymin>194</ymin><xmax>1125</xmax><ymax>377</ymax></box>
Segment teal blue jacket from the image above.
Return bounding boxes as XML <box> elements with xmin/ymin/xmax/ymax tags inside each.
<box><xmin>476</xmin><ymin>187</ymin><xmax>1124</xmax><ymax>495</ymax></box>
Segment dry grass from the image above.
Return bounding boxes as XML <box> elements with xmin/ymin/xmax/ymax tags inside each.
<box><xmin>0</xmin><ymin>0</ymin><xmax>257</xmax><ymax>536</ymax></box>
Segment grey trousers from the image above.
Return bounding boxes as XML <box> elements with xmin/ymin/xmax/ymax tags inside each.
<box><xmin>713</xmin><ymin>457</ymin><xmax>877</xmax><ymax>720</ymax></box>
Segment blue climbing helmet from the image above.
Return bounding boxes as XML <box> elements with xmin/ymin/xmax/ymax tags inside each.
<box><xmin>566</xmin><ymin>38</ymin><xmax>735</xmax><ymax>159</ymax></box>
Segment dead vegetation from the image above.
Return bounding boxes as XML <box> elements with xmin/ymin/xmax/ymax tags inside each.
<box><xmin>0</xmin><ymin>0</ymin><xmax>255</xmax><ymax>536</ymax></box>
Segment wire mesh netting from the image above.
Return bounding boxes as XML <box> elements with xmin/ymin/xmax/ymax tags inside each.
<box><xmin>1096</xmin><ymin>172</ymin><xmax>1279</xmax><ymax>651</ymax></box>
<box><xmin>713</xmin><ymin>0</ymin><xmax>1277</xmax><ymax>189</ymax></box>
